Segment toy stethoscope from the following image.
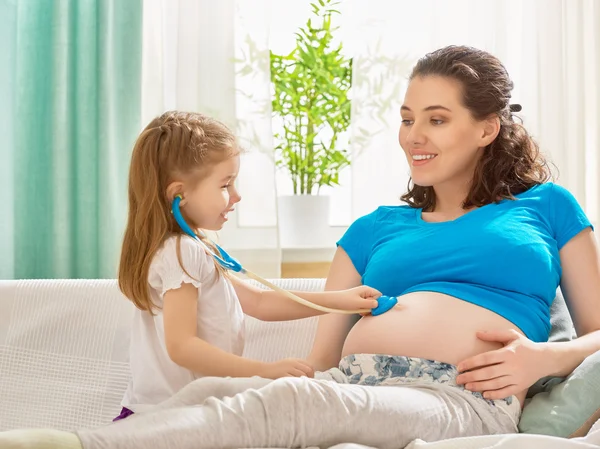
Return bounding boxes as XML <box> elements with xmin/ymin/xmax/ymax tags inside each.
<box><xmin>171</xmin><ymin>195</ymin><xmax>398</xmax><ymax>316</ymax></box>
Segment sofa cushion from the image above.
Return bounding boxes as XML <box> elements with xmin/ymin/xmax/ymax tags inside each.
<box><xmin>0</xmin><ymin>278</ymin><xmax>325</xmax><ymax>432</ymax></box>
<box><xmin>519</xmin><ymin>350</ymin><xmax>600</xmax><ymax>438</ymax></box>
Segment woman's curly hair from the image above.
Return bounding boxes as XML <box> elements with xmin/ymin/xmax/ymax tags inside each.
<box><xmin>401</xmin><ymin>45</ymin><xmax>553</xmax><ymax>211</ymax></box>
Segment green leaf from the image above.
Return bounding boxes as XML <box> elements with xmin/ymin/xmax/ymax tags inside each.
<box><xmin>270</xmin><ymin>0</ymin><xmax>355</xmax><ymax>192</ymax></box>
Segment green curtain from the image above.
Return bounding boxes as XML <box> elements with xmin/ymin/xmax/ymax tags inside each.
<box><xmin>0</xmin><ymin>0</ymin><xmax>17</xmax><ymax>280</ymax></box>
<box><xmin>0</xmin><ymin>0</ymin><xmax>143</xmax><ymax>279</ymax></box>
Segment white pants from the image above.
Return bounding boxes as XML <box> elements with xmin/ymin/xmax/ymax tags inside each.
<box><xmin>77</xmin><ymin>355</ymin><xmax>520</xmax><ymax>449</ymax></box>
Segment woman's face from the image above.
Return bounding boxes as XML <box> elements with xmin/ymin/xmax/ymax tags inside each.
<box><xmin>399</xmin><ymin>75</ymin><xmax>497</xmax><ymax>189</ymax></box>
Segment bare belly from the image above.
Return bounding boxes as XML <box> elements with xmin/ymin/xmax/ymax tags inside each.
<box><xmin>341</xmin><ymin>291</ymin><xmax>527</xmax><ymax>405</ymax></box>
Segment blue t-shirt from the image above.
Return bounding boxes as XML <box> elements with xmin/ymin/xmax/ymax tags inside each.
<box><xmin>337</xmin><ymin>183</ymin><xmax>592</xmax><ymax>343</ymax></box>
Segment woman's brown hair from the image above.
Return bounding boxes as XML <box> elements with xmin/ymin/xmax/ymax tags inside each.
<box><xmin>118</xmin><ymin>111</ymin><xmax>239</xmax><ymax>313</ymax></box>
<box><xmin>401</xmin><ymin>45</ymin><xmax>552</xmax><ymax>211</ymax></box>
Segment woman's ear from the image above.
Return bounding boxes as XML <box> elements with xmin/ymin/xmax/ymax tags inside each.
<box><xmin>479</xmin><ymin>115</ymin><xmax>501</xmax><ymax>148</ymax></box>
<box><xmin>166</xmin><ymin>181</ymin><xmax>185</xmax><ymax>206</ymax></box>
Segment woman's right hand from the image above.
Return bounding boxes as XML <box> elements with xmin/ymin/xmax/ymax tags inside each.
<box><xmin>259</xmin><ymin>358</ymin><xmax>314</xmax><ymax>379</ymax></box>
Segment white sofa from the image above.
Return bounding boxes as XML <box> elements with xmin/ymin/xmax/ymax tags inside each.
<box><xmin>1</xmin><ymin>279</ymin><xmax>599</xmax><ymax>449</ymax></box>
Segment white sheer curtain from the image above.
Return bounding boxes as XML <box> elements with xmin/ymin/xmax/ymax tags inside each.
<box><xmin>348</xmin><ymin>0</ymin><xmax>600</xmax><ymax>222</ymax></box>
<box><xmin>141</xmin><ymin>0</ymin><xmax>600</xmax><ymax>271</ymax></box>
<box><xmin>268</xmin><ymin>0</ymin><xmax>600</xmax><ymax>224</ymax></box>
<box><xmin>141</xmin><ymin>0</ymin><xmax>282</xmax><ymax>275</ymax></box>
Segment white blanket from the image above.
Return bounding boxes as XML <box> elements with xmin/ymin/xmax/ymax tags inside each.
<box><xmin>320</xmin><ymin>417</ymin><xmax>600</xmax><ymax>449</ymax></box>
<box><xmin>404</xmin><ymin>417</ymin><xmax>600</xmax><ymax>449</ymax></box>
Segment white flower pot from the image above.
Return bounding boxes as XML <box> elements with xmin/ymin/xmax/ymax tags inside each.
<box><xmin>277</xmin><ymin>195</ymin><xmax>330</xmax><ymax>248</ymax></box>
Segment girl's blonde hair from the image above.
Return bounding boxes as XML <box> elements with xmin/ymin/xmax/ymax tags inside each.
<box><xmin>118</xmin><ymin>111</ymin><xmax>239</xmax><ymax>313</ymax></box>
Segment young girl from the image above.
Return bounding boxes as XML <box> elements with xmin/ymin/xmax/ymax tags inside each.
<box><xmin>115</xmin><ymin>111</ymin><xmax>381</xmax><ymax>419</ymax></box>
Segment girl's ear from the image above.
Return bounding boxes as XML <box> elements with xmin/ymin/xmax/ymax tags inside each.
<box><xmin>166</xmin><ymin>181</ymin><xmax>186</xmax><ymax>206</ymax></box>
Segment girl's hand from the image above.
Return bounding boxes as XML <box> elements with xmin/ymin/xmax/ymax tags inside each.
<box><xmin>327</xmin><ymin>286</ymin><xmax>381</xmax><ymax>313</ymax></box>
<box><xmin>259</xmin><ymin>358</ymin><xmax>315</xmax><ymax>379</ymax></box>
<box><xmin>455</xmin><ymin>329</ymin><xmax>548</xmax><ymax>400</ymax></box>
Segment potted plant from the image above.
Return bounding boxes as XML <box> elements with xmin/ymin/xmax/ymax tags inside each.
<box><xmin>270</xmin><ymin>0</ymin><xmax>351</xmax><ymax>247</ymax></box>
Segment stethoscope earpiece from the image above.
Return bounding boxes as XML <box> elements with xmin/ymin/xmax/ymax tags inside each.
<box><xmin>171</xmin><ymin>195</ymin><xmax>243</xmax><ymax>272</ymax></box>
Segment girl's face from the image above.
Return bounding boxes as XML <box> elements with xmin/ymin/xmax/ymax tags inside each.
<box><xmin>180</xmin><ymin>155</ymin><xmax>241</xmax><ymax>231</ymax></box>
<box><xmin>399</xmin><ymin>75</ymin><xmax>497</xmax><ymax>190</ymax></box>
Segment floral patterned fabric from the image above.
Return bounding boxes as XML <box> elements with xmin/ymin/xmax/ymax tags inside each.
<box><xmin>337</xmin><ymin>354</ymin><xmax>514</xmax><ymax>407</ymax></box>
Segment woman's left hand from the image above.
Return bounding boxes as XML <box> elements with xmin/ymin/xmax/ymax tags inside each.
<box><xmin>455</xmin><ymin>329</ymin><xmax>548</xmax><ymax>400</ymax></box>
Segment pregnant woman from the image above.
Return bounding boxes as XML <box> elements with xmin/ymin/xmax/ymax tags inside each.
<box><xmin>2</xmin><ymin>45</ymin><xmax>600</xmax><ymax>449</ymax></box>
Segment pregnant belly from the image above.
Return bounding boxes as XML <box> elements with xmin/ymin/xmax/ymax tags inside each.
<box><xmin>341</xmin><ymin>291</ymin><xmax>527</xmax><ymax>403</ymax></box>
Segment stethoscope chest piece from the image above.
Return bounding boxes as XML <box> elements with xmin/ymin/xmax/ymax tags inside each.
<box><xmin>370</xmin><ymin>295</ymin><xmax>398</xmax><ymax>316</ymax></box>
